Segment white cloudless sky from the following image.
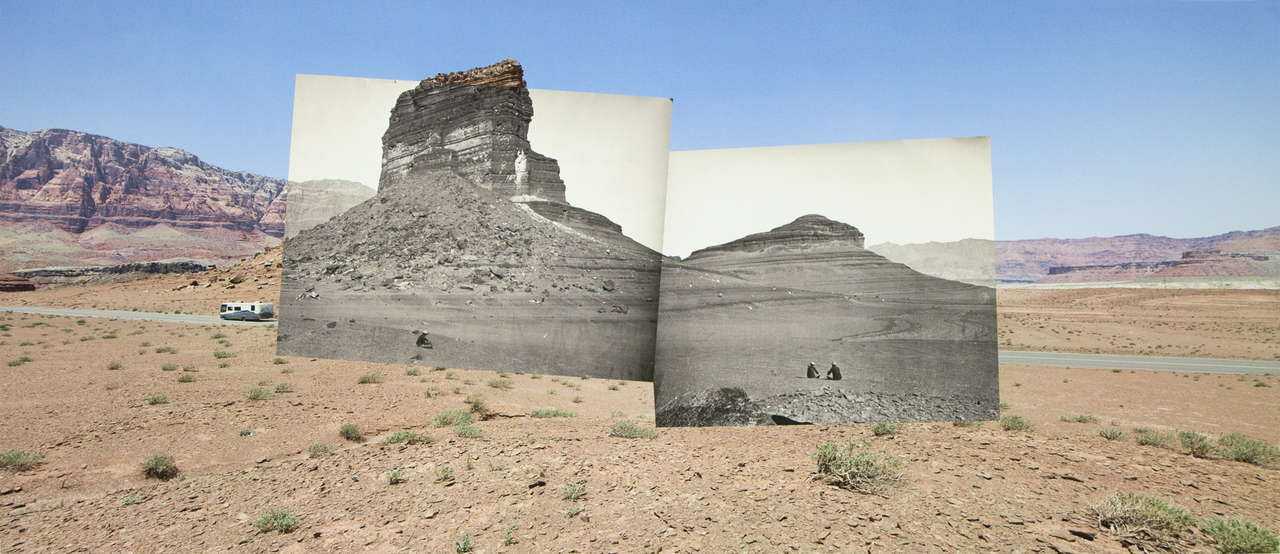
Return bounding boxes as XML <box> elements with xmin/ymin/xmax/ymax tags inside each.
<box><xmin>288</xmin><ymin>74</ymin><xmax>671</xmax><ymax>252</ymax></box>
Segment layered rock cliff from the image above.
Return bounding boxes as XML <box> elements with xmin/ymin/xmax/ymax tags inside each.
<box><xmin>0</xmin><ymin>126</ymin><xmax>285</xmax><ymax>236</ymax></box>
<box><xmin>283</xmin><ymin>59</ymin><xmax>660</xmax><ymax>296</ymax></box>
<box><xmin>995</xmin><ymin>226</ymin><xmax>1280</xmax><ymax>283</ymax></box>
<box><xmin>686</xmin><ymin>215</ymin><xmax>864</xmax><ymax>260</ymax></box>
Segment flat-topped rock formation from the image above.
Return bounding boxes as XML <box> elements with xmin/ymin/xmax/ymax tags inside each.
<box><xmin>996</xmin><ymin>226</ymin><xmax>1280</xmax><ymax>283</ymax></box>
<box><xmin>1038</xmin><ymin>249</ymin><xmax>1275</xmax><ymax>283</ymax></box>
<box><xmin>686</xmin><ymin>215</ymin><xmax>865</xmax><ymax>259</ymax></box>
<box><xmin>279</xmin><ymin>60</ymin><xmax>663</xmax><ymax>380</ymax></box>
<box><xmin>380</xmin><ymin>59</ymin><xmax>565</xmax><ymax>203</ymax></box>
<box><xmin>283</xmin><ymin>179</ymin><xmax>376</xmax><ymax>239</ymax></box>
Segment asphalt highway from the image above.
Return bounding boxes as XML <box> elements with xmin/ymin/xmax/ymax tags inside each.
<box><xmin>0</xmin><ymin>306</ymin><xmax>276</xmax><ymax>327</ymax></box>
<box><xmin>998</xmin><ymin>350</ymin><xmax>1280</xmax><ymax>375</ymax></box>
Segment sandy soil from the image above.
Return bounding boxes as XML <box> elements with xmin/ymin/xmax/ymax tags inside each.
<box><xmin>0</xmin><ymin>257</ymin><xmax>1277</xmax><ymax>552</ymax></box>
<box><xmin>998</xmin><ymin>288</ymin><xmax>1280</xmax><ymax>361</ymax></box>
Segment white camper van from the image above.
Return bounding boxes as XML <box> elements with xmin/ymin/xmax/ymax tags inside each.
<box><xmin>219</xmin><ymin>301</ymin><xmax>275</xmax><ymax>321</ymax></box>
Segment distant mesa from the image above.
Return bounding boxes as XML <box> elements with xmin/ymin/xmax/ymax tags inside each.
<box><xmin>997</xmin><ymin>226</ymin><xmax>1280</xmax><ymax>284</ymax></box>
<box><xmin>0</xmin><ymin>125</ymin><xmax>286</xmax><ymax>270</ymax></box>
<box><xmin>866</xmin><ymin>238</ymin><xmax>995</xmax><ymax>287</ymax></box>
<box><xmin>686</xmin><ymin>215</ymin><xmax>864</xmax><ymax>260</ymax></box>
<box><xmin>283</xmin><ymin>179</ymin><xmax>376</xmax><ymax>239</ymax></box>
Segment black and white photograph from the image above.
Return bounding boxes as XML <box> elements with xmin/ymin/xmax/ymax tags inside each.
<box><xmin>654</xmin><ymin>137</ymin><xmax>999</xmax><ymax>426</ymax></box>
<box><xmin>277</xmin><ymin>60</ymin><xmax>674</xmax><ymax>380</ymax></box>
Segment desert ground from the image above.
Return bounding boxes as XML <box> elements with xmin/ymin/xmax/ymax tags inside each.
<box><xmin>997</xmin><ymin>288</ymin><xmax>1280</xmax><ymax>361</ymax></box>
<box><xmin>0</xmin><ymin>254</ymin><xmax>1277</xmax><ymax>552</ymax></box>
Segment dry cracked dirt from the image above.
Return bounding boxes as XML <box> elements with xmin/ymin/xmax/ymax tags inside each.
<box><xmin>0</xmin><ymin>250</ymin><xmax>1277</xmax><ymax>553</ymax></box>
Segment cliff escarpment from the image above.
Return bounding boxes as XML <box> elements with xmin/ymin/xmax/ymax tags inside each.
<box><xmin>0</xmin><ymin>126</ymin><xmax>285</xmax><ymax>236</ymax></box>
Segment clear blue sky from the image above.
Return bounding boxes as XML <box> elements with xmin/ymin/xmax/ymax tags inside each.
<box><xmin>1</xmin><ymin>1</ymin><xmax>1276</xmax><ymax>241</ymax></box>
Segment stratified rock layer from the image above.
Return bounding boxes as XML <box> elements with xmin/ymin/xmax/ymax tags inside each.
<box><xmin>380</xmin><ymin>59</ymin><xmax>565</xmax><ymax>203</ymax></box>
<box><xmin>686</xmin><ymin>215</ymin><xmax>864</xmax><ymax>259</ymax></box>
<box><xmin>0</xmin><ymin>126</ymin><xmax>285</xmax><ymax>236</ymax></box>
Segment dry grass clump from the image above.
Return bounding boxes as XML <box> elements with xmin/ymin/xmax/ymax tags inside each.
<box><xmin>1201</xmin><ymin>516</ymin><xmax>1279</xmax><ymax>554</ymax></box>
<box><xmin>1133</xmin><ymin>427</ymin><xmax>1179</xmax><ymax>450</ymax></box>
<box><xmin>609</xmin><ymin>421</ymin><xmax>658</xmax><ymax>439</ymax></box>
<box><xmin>253</xmin><ymin>507</ymin><xmax>299</xmax><ymax>533</ymax></box>
<box><xmin>1092</xmin><ymin>491</ymin><xmax>1194</xmax><ymax>548</ymax></box>
<box><xmin>384</xmin><ymin>431</ymin><xmax>435</xmax><ymax>445</ymax></box>
<box><xmin>338</xmin><ymin>424</ymin><xmax>363</xmax><ymax>442</ymax></box>
<box><xmin>140</xmin><ymin>454</ymin><xmax>180</xmax><ymax>480</ymax></box>
<box><xmin>531</xmin><ymin>408</ymin><xmax>577</xmax><ymax>418</ymax></box>
<box><xmin>0</xmin><ymin>449</ymin><xmax>44</xmax><ymax>472</ymax></box>
<box><xmin>1000</xmin><ymin>414</ymin><xmax>1032</xmax><ymax>432</ymax></box>
<box><xmin>1216</xmin><ymin>432</ymin><xmax>1280</xmax><ymax>466</ymax></box>
<box><xmin>433</xmin><ymin>409</ymin><xmax>474</xmax><ymax>428</ymax></box>
<box><xmin>812</xmin><ymin>441</ymin><xmax>903</xmax><ymax>493</ymax></box>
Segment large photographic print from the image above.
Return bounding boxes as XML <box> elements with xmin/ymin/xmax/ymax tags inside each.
<box><xmin>655</xmin><ymin>138</ymin><xmax>998</xmax><ymax>426</ymax></box>
<box><xmin>277</xmin><ymin>60</ymin><xmax>672</xmax><ymax>381</ymax></box>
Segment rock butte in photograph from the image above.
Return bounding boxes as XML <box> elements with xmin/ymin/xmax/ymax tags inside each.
<box><xmin>278</xmin><ymin>60</ymin><xmax>664</xmax><ymax>380</ymax></box>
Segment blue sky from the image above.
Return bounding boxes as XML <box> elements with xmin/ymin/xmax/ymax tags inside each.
<box><xmin>1</xmin><ymin>1</ymin><xmax>1276</xmax><ymax>242</ymax></box>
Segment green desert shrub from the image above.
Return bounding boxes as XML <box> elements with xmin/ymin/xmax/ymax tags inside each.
<box><xmin>1133</xmin><ymin>427</ymin><xmax>1179</xmax><ymax>450</ymax></box>
<box><xmin>812</xmin><ymin>441</ymin><xmax>903</xmax><ymax>493</ymax></box>
<box><xmin>1099</xmin><ymin>429</ymin><xmax>1126</xmax><ymax>441</ymax></box>
<box><xmin>212</xmin><ymin>350</ymin><xmax>232</xmax><ymax>359</ymax></box>
<box><xmin>1000</xmin><ymin>415</ymin><xmax>1033</xmax><ymax>432</ymax></box>
<box><xmin>178</xmin><ymin>373</ymin><xmax>195</xmax><ymax>382</ymax></box>
<box><xmin>433</xmin><ymin>409</ymin><xmax>474</xmax><ymax>428</ymax></box>
<box><xmin>386</xmin><ymin>467</ymin><xmax>407</xmax><ymax>485</ymax></box>
<box><xmin>530</xmin><ymin>408</ymin><xmax>577</xmax><ymax>418</ymax></box>
<box><xmin>7</xmin><ymin>355</ymin><xmax>33</xmax><ymax>367</ymax></box>
<box><xmin>160</xmin><ymin>363</ymin><xmax>177</xmax><ymax>371</ymax></box>
<box><xmin>253</xmin><ymin>507</ymin><xmax>299</xmax><ymax>533</ymax></box>
<box><xmin>0</xmin><ymin>450</ymin><xmax>44</xmax><ymax>472</ymax></box>
<box><xmin>272</xmin><ymin>357</ymin><xmax>286</xmax><ymax>365</ymax></box>
<box><xmin>465</xmin><ymin>393</ymin><xmax>487</xmax><ymax>414</ymax></box>
<box><xmin>1200</xmin><ymin>516</ymin><xmax>1279</xmax><ymax>554</ymax></box>
<box><xmin>562</xmin><ymin>480</ymin><xmax>587</xmax><ymax>501</ymax></box>
<box><xmin>1216</xmin><ymin>432</ymin><xmax>1280</xmax><ymax>466</ymax></box>
<box><xmin>247</xmin><ymin>388</ymin><xmax>274</xmax><ymax>401</ymax></box>
<box><xmin>146</xmin><ymin>394</ymin><xmax>168</xmax><ymax>405</ymax></box>
<box><xmin>154</xmin><ymin>346</ymin><xmax>177</xmax><ymax>354</ymax></box>
<box><xmin>871</xmin><ymin>423</ymin><xmax>902</xmax><ymax>436</ymax></box>
<box><xmin>454</xmin><ymin>423</ymin><xmax>484</xmax><ymax>438</ymax></box>
<box><xmin>384</xmin><ymin>430</ymin><xmax>433</xmax><ymax>445</ymax></box>
<box><xmin>356</xmin><ymin>373</ymin><xmax>383</xmax><ymax>384</ymax></box>
<box><xmin>107</xmin><ymin>361</ymin><xmax>123</xmax><ymax>370</ymax></box>
<box><xmin>274</xmin><ymin>382</ymin><xmax>293</xmax><ymax>393</ymax></box>
<box><xmin>1060</xmin><ymin>414</ymin><xmax>1099</xmax><ymax>423</ymax></box>
<box><xmin>338</xmin><ymin>424</ymin><xmax>363</xmax><ymax>442</ymax></box>
<box><xmin>487</xmin><ymin>378</ymin><xmax>513</xmax><ymax>390</ymax></box>
<box><xmin>1177</xmin><ymin>430</ymin><xmax>1215</xmax><ymax>458</ymax></box>
<box><xmin>307</xmin><ymin>444</ymin><xmax>335</xmax><ymax>458</ymax></box>
<box><xmin>405</xmin><ymin>367</ymin><xmax>421</xmax><ymax>376</ymax></box>
<box><xmin>140</xmin><ymin>454</ymin><xmax>180</xmax><ymax>480</ymax></box>
<box><xmin>435</xmin><ymin>466</ymin><xmax>454</xmax><ymax>483</ymax></box>
<box><xmin>609</xmin><ymin>421</ymin><xmax>658</xmax><ymax>439</ymax></box>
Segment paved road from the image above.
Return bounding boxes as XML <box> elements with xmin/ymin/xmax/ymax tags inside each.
<box><xmin>0</xmin><ymin>306</ymin><xmax>276</xmax><ymax>327</ymax></box>
<box><xmin>999</xmin><ymin>350</ymin><xmax>1280</xmax><ymax>375</ymax></box>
